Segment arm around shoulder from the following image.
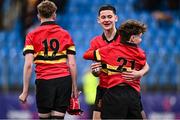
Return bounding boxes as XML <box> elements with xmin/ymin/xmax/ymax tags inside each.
<box><xmin>83</xmin><ymin>50</ymin><xmax>95</xmax><ymax>60</ymax></box>
<box><xmin>140</xmin><ymin>62</ymin><xmax>149</xmax><ymax>76</ymax></box>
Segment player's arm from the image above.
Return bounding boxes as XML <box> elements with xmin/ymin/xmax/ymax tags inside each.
<box><xmin>85</xmin><ymin>46</ymin><xmax>111</xmax><ymax>76</ymax></box>
<box><xmin>87</xmin><ymin>39</ymin><xmax>102</xmax><ymax>77</ymax></box>
<box><xmin>84</xmin><ymin>48</ymin><xmax>106</xmax><ymax>61</ymax></box>
<box><xmin>122</xmin><ymin>62</ymin><xmax>149</xmax><ymax>81</ymax></box>
<box><xmin>83</xmin><ymin>50</ymin><xmax>96</xmax><ymax>60</ymax></box>
<box><xmin>67</xmin><ymin>54</ymin><xmax>78</xmax><ymax>98</ymax></box>
<box><xmin>19</xmin><ymin>53</ymin><xmax>34</xmax><ymax>103</ymax></box>
<box><xmin>84</xmin><ymin>49</ymin><xmax>104</xmax><ymax>76</ymax></box>
<box><xmin>63</xmin><ymin>31</ymin><xmax>79</xmax><ymax>98</ymax></box>
<box><xmin>139</xmin><ymin>62</ymin><xmax>149</xmax><ymax>76</ymax></box>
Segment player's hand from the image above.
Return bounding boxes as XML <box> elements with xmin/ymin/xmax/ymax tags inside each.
<box><xmin>19</xmin><ymin>92</ymin><xmax>28</xmax><ymax>103</ymax></box>
<box><xmin>72</xmin><ymin>86</ymin><xmax>79</xmax><ymax>98</ymax></box>
<box><xmin>121</xmin><ymin>70</ymin><xmax>143</xmax><ymax>81</ymax></box>
<box><xmin>91</xmin><ymin>62</ymin><xmax>102</xmax><ymax>77</ymax></box>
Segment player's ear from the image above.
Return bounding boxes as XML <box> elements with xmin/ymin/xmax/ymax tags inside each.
<box><xmin>52</xmin><ymin>13</ymin><xmax>56</xmax><ymax>20</ymax></box>
<box><xmin>131</xmin><ymin>35</ymin><xmax>135</xmax><ymax>39</ymax></box>
<box><xmin>115</xmin><ymin>15</ymin><xmax>118</xmax><ymax>22</ymax></box>
<box><xmin>37</xmin><ymin>14</ymin><xmax>41</xmax><ymax>20</ymax></box>
<box><xmin>97</xmin><ymin>17</ymin><xmax>100</xmax><ymax>23</ymax></box>
<box><xmin>129</xmin><ymin>35</ymin><xmax>134</xmax><ymax>42</ymax></box>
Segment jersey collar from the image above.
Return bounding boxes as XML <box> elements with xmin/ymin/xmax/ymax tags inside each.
<box><xmin>120</xmin><ymin>40</ymin><xmax>137</xmax><ymax>47</ymax></box>
<box><xmin>102</xmin><ymin>30</ymin><xmax>119</xmax><ymax>43</ymax></box>
<box><xmin>40</xmin><ymin>21</ymin><xmax>57</xmax><ymax>26</ymax></box>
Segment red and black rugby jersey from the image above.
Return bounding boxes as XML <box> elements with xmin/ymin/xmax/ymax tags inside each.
<box><xmin>88</xmin><ymin>31</ymin><xmax>120</xmax><ymax>88</ymax></box>
<box><xmin>89</xmin><ymin>31</ymin><xmax>120</xmax><ymax>50</ymax></box>
<box><xmin>23</xmin><ymin>21</ymin><xmax>76</xmax><ymax>80</ymax></box>
<box><xmin>84</xmin><ymin>42</ymin><xmax>146</xmax><ymax>92</ymax></box>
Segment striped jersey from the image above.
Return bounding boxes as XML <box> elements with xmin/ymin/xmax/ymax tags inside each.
<box><xmin>23</xmin><ymin>21</ymin><xmax>76</xmax><ymax>80</ymax></box>
<box><xmin>88</xmin><ymin>31</ymin><xmax>120</xmax><ymax>88</ymax></box>
<box><xmin>83</xmin><ymin>41</ymin><xmax>146</xmax><ymax>92</ymax></box>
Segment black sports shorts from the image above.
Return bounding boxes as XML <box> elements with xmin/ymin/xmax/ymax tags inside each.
<box><xmin>94</xmin><ymin>86</ymin><xmax>144</xmax><ymax>113</ymax></box>
<box><xmin>94</xmin><ymin>86</ymin><xmax>107</xmax><ymax>111</ymax></box>
<box><xmin>35</xmin><ymin>75</ymin><xmax>72</xmax><ymax>114</ymax></box>
<box><xmin>101</xmin><ymin>85</ymin><xmax>142</xmax><ymax>119</ymax></box>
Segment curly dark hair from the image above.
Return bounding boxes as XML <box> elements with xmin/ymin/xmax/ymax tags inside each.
<box><xmin>119</xmin><ymin>19</ymin><xmax>147</xmax><ymax>42</ymax></box>
<box><xmin>37</xmin><ymin>0</ymin><xmax>57</xmax><ymax>18</ymax></box>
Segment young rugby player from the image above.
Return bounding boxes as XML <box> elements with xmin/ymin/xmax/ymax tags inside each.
<box><xmin>88</xmin><ymin>5</ymin><xmax>149</xmax><ymax>119</ymax></box>
<box><xmin>84</xmin><ymin>19</ymin><xmax>148</xmax><ymax>119</ymax></box>
<box><xmin>19</xmin><ymin>1</ymin><xmax>78</xmax><ymax>119</ymax></box>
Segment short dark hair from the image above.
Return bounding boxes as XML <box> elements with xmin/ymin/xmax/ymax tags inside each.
<box><xmin>119</xmin><ymin>19</ymin><xmax>147</xmax><ymax>42</ymax></box>
<box><xmin>37</xmin><ymin>0</ymin><xmax>57</xmax><ymax>18</ymax></box>
<box><xmin>98</xmin><ymin>5</ymin><xmax>116</xmax><ymax>16</ymax></box>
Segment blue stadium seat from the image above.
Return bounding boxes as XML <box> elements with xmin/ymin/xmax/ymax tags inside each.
<box><xmin>145</xmin><ymin>66</ymin><xmax>158</xmax><ymax>86</ymax></box>
<box><xmin>139</xmin><ymin>12</ymin><xmax>149</xmax><ymax>23</ymax></box>
<box><xmin>7</xmin><ymin>32</ymin><xmax>17</xmax><ymax>47</ymax></box>
<box><xmin>0</xmin><ymin>47</ymin><xmax>9</xmax><ymax>86</ymax></box>
<box><xmin>0</xmin><ymin>32</ymin><xmax>6</xmax><ymax>48</ymax></box>
<box><xmin>2</xmin><ymin>0</ymin><xmax>10</xmax><ymax>12</ymax></box>
<box><xmin>1</xmin><ymin>0</ymin><xmax>179</xmax><ymax>89</ymax></box>
<box><xmin>8</xmin><ymin>48</ymin><xmax>20</xmax><ymax>85</ymax></box>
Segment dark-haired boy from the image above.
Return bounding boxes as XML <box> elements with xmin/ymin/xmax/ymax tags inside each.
<box><xmin>88</xmin><ymin>5</ymin><xmax>149</xmax><ymax>119</ymax></box>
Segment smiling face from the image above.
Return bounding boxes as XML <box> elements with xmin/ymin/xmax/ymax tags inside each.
<box><xmin>98</xmin><ymin>10</ymin><xmax>118</xmax><ymax>31</ymax></box>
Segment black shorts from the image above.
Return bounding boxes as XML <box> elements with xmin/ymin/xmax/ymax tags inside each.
<box><xmin>94</xmin><ymin>86</ymin><xmax>144</xmax><ymax>113</ymax></box>
<box><xmin>139</xmin><ymin>95</ymin><xmax>144</xmax><ymax>112</ymax></box>
<box><xmin>94</xmin><ymin>86</ymin><xmax>107</xmax><ymax>111</ymax></box>
<box><xmin>35</xmin><ymin>75</ymin><xmax>72</xmax><ymax>114</ymax></box>
<box><xmin>101</xmin><ymin>85</ymin><xmax>142</xmax><ymax>119</ymax></box>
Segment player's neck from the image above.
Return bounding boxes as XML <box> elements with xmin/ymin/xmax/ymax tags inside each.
<box><xmin>104</xmin><ymin>27</ymin><xmax>117</xmax><ymax>41</ymax></box>
<box><xmin>40</xmin><ymin>18</ymin><xmax>55</xmax><ymax>23</ymax></box>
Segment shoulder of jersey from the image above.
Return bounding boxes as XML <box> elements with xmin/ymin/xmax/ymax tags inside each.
<box><xmin>137</xmin><ymin>47</ymin><xmax>145</xmax><ymax>53</ymax></box>
<box><xmin>91</xmin><ymin>35</ymin><xmax>102</xmax><ymax>42</ymax></box>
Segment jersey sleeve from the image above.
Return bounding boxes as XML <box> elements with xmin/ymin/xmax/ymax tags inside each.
<box><xmin>137</xmin><ymin>48</ymin><xmax>147</xmax><ymax>66</ymax></box>
<box><xmin>23</xmin><ymin>33</ymin><xmax>34</xmax><ymax>56</ymax></box>
<box><xmin>86</xmin><ymin>37</ymin><xmax>100</xmax><ymax>51</ymax></box>
<box><xmin>141</xmin><ymin>51</ymin><xmax>147</xmax><ymax>66</ymax></box>
<box><xmin>83</xmin><ymin>37</ymin><xmax>100</xmax><ymax>60</ymax></box>
<box><xmin>83</xmin><ymin>44</ymin><xmax>112</xmax><ymax>63</ymax></box>
<box><xmin>62</xmin><ymin>31</ymin><xmax>76</xmax><ymax>55</ymax></box>
<box><xmin>83</xmin><ymin>49</ymin><xmax>96</xmax><ymax>60</ymax></box>
<box><xmin>89</xmin><ymin>38</ymin><xmax>98</xmax><ymax>50</ymax></box>
<box><xmin>94</xmin><ymin>45</ymin><xmax>111</xmax><ymax>62</ymax></box>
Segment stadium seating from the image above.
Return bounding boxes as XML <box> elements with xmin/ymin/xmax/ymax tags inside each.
<box><xmin>0</xmin><ymin>0</ymin><xmax>179</xmax><ymax>91</ymax></box>
<box><xmin>63</xmin><ymin>0</ymin><xmax>180</xmax><ymax>89</ymax></box>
